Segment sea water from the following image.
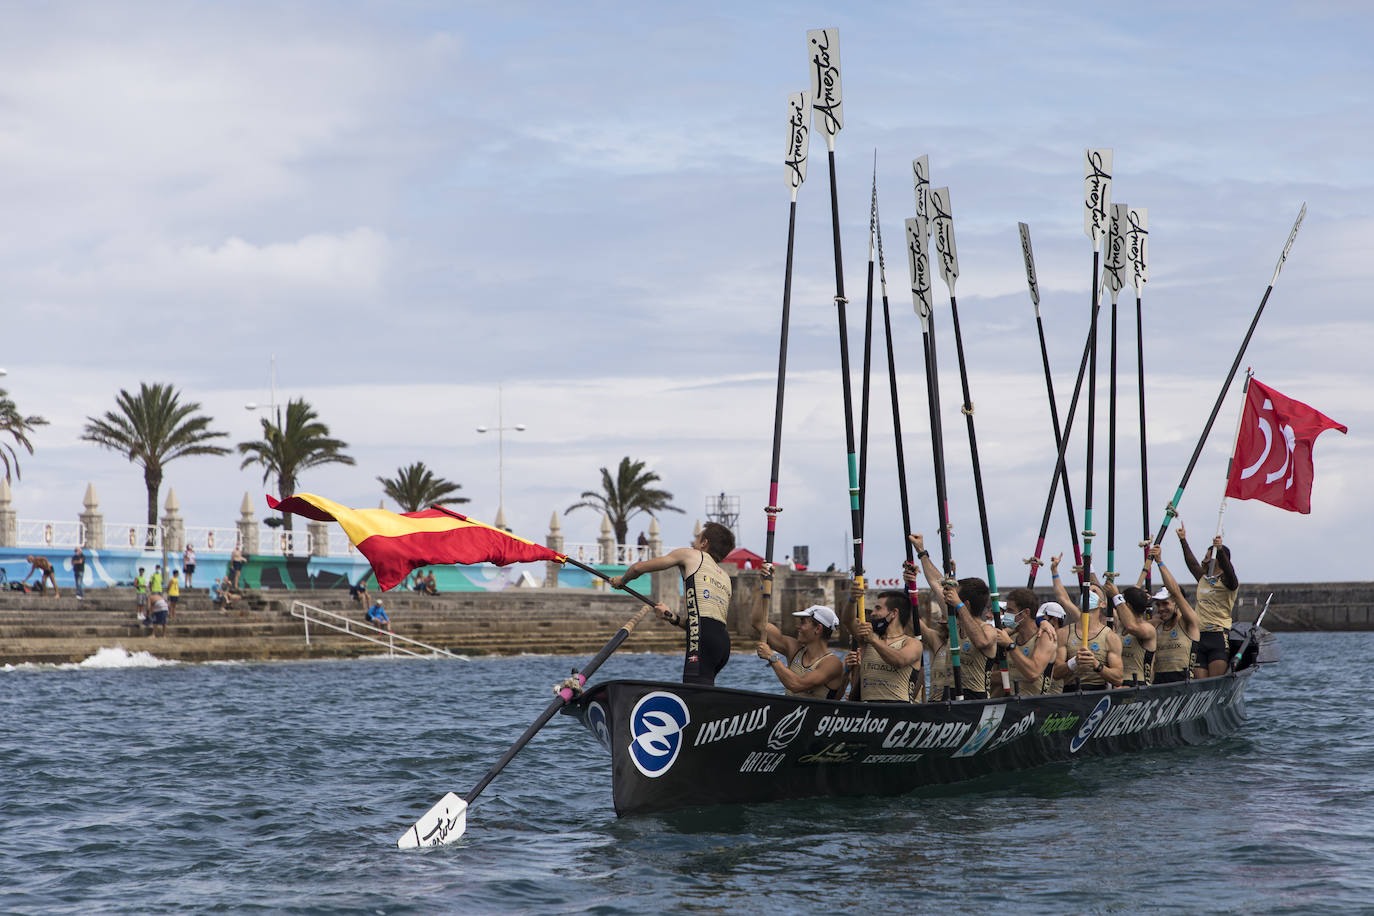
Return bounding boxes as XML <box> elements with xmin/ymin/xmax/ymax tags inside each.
<box><xmin>2</xmin><ymin>633</ymin><xmax>1371</xmax><ymax>914</ymax></box>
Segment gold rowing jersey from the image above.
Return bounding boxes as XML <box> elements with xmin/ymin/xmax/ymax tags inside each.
<box><xmin>956</xmin><ymin>627</ymin><xmax>993</xmax><ymax>696</ymax></box>
<box><xmin>1154</xmin><ymin>619</ymin><xmax>1193</xmax><ymax>678</ymax></box>
<box><xmin>684</xmin><ymin>552</ymin><xmax>732</xmax><ymax>625</ymax></box>
<box><xmin>1066</xmin><ymin>622</ymin><xmax>1111</xmax><ymax>688</ymax></box>
<box><xmin>929</xmin><ymin>641</ymin><xmax>953</xmax><ymax>700</ymax></box>
<box><xmin>1195</xmin><ymin>575</ymin><xmax>1237</xmax><ymax>634</ymax></box>
<box><xmin>1118</xmin><ymin>624</ymin><xmax>1150</xmax><ymax>686</ymax></box>
<box><xmin>1009</xmin><ymin>624</ymin><xmax>1054</xmax><ymax>696</ymax></box>
<box><xmin>787</xmin><ymin>647</ymin><xmax>835</xmax><ymax>699</ymax></box>
<box><xmin>858</xmin><ymin>635</ymin><xmax>919</xmax><ymax>702</ymax></box>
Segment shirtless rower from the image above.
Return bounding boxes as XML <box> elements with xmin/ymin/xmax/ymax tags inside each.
<box><xmin>1177</xmin><ymin>522</ymin><xmax>1239</xmax><ymax>679</ymax></box>
<box><xmin>1004</xmin><ymin>587</ymin><xmax>1061</xmax><ymax>696</ymax></box>
<box><xmin>1145</xmin><ymin>545</ymin><xmax>1202</xmax><ymax>683</ymax></box>
<box><xmin>1049</xmin><ymin>553</ymin><xmax>1124</xmax><ymax>691</ymax></box>
<box><xmin>751</xmin><ymin>564</ymin><xmax>845</xmax><ymax>699</ymax></box>
<box><xmin>841</xmin><ymin>584</ymin><xmax>922</xmax><ymax>703</ymax></box>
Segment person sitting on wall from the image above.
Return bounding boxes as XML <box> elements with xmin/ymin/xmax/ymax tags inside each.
<box><xmin>421</xmin><ymin>571</ymin><xmax>438</xmax><ymax>595</ymax></box>
<box><xmin>365</xmin><ymin>599</ymin><xmax>392</xmax><ymax>632</ymax></box>
<box><xmin>750</xmin><ymin>563</ymin><xmax>846</xmax><ymax>699</ymax></box>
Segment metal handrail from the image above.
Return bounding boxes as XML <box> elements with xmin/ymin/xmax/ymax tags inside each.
<box><xmin>288</xmin><ymin>601</ymin><xmax>462</xmax><ymax>659</ymax></box>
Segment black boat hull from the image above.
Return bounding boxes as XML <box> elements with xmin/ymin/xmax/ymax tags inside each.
<box><xmin>564</xmin><ymin>669</ymin><xmax>1255</xmax><ymax>816</ymax></box>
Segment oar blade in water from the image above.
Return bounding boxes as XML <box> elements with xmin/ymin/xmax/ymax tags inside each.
<box><xmin>397</xmin><ymin>792</ymin><xmax>467</xmax><ymax>849</ymax></box>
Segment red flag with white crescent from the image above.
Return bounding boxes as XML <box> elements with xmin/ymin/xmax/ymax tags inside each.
<box><xmin>1224</xmin><ymin>379</ymin><xmax>1347</xmax><ymax>514</ymax></box>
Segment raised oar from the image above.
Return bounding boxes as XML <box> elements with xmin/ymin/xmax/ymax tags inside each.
<box><xmin>1126</xmin><ymin>207</ymin><xmax>1151</xmax><ymax>588</ymax></box>
<box><xmin>398</xmin><ymin>559</ymin><xmax>654</xmax><ymax>849</ymax></box>
<box><xmin>906</xmin><ymin>207</ymin><xmax>962</xmax><ymax>701</ymax></box>
<box><xmin>762</xmin><ymin>90</ymin><xmax>813</xmax><ymax>572</ymax></box>
<box><xmin>808</xmin><ymin>26</ymin><xmax>865</xmax><ymax>620</ymax></box>
<box><xmin>932</xmin><ymin>187</ymin><xmax>1009</xmax><ymax>695</ymax></box>
<box><xmin>1103</xmin><ymin>203</ymin><xmax>1130</xmax><ymax>584</ymax></box>
<box><xmin>1017</xmin><ymin>222</ymin><xmax>1084</xmax><ymax>588</ymax></box>
<box><xmin>1079</xmin><ymin>148</ymin><xmax>1113</xmax><ymax>633</ymax></box>
<box><xmin>1147</xmin><ymin>204</ymin><xmax>1307</xmax><ymax>548</ymax></box>
<box><xmin>874</xmin><ymin>197</ymin><xmax>920</xmax><ymax>613</ymax></box>
<box><xmin>858</xmin><ymin>155</ymin><xmax>878</xmax><ymax>543</ymax></box>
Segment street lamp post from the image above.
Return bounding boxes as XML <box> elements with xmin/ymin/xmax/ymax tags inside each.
<box><xmin>476</xmin><ymin>385</ymin><xmax>526</xmax><ymax>531</ymax></box>
<box><xmin>244</xmin><ymin>354</ymin><xmax>281</xmax><ymax>428</ymax></box>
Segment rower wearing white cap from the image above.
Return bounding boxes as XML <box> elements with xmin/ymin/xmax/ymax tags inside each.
<box><xmin>843</xmin><ymin>584</ymin><xmax>922</xmax><ymax>703</ymax></box>
<box><xmin>1145</xmin><ymin>545</ymin><xmax>1201</xmax><ymax>683</ymax></box>
<box><xmin>1035</xmin><ymin>601</ymin><xmax>1068</xmax><ymax>694</ymax></box>
<box><xmin>752</xmin><ymin>565</ymin><xmax>846</xmax><ymax>699</ymax></box>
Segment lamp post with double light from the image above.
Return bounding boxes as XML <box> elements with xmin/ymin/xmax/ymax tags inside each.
<box><xmin>476</xmin><ymin>385</ymin><xmax>525</xmax><ymax>531</ymax></box>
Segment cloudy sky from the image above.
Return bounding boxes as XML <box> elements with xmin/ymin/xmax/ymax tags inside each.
<box><xmin>2</xmin><ymin>1</ymin><xmax>1369</xmax><ymax>583</ymax></box>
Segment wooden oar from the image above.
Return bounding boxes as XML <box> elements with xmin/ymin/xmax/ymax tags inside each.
<box><xmin>762</xmin><ymin>90</ymin><xmax>812</xmax><ymax>572</ymax></box>
<box><xmin>1103</xmin><ymin>202</ymin><xmax>1130</xmax><ymax>585</ymax></box>
<box><xmin>1017</xmin><ymin>222</ymin><xmax>1084</xmax><ymax>587</ymax></box>
<box><xmin>397</xmin><ymin>560</ymin><xmax>655</xmax><ymax>849</ymax></box>
<box><xmin>808</xmin><ymin>26</ymin><xmax>865</xmax><ymax>621</ymax></box>
<box><xmin>1146</xmin><ymin>204</ymin><xmax>1306</xmax><ymax>548</ymax></box>
<box><xmin>932</xmin><ymin>186</ymin><xmax>1008</xmax><ymax>695</ymax></box>
<box><xmin>1079</xmin><ymin>148</ymin><xmax>1114</xmax><ymax>634</ymax></box>
<box><xmin>1126</xmin><ymin>207</ymin><xmax>1151</xmax><ymax>588</ymax></box>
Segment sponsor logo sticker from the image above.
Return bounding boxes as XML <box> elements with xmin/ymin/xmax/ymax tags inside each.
<box><xmin>586</xmin><ymin>700</ymin><xmax>612</xmax><ymax>752</ymax></box>
<box><xmin>952</xmin><ymin>705</ymin><xmax>1007</xmax><ymax>757</ymax></box>
<box><xmin>628</xmin><ymin>691</ymin><xmax>691</xmax><ymax>778</ymax></box>
<box><xmin>863</xmin><ymin>752</ymin><xmax>924</xmax><ymax>765</ymax></box>
<box><xmin>1069</xmin><ymin>695</ymin><xmax>1112</xmax><ymax>753</ymax></box>
<box><xmin>1038</xmin><ymin>712</ymin><xmax>1080</xmax><ymax>736</ymax></box>
<box><xmin>798</xmin><ymin>741</ymin><xmax>866</xmax><ymax>765</ymax></box>
<box><xmin>694</xmin><ymin>705</ymin><xmax>770</xmax><ymax>746</ymax></box>
<box><xmin>767</xmin><ymin>706</ymin><xmax>808</xmax><ymax>751</ymax></box>
<box><xmin>739</xmin><ymin>751</ymin><xmax>786</xmax><ymax>774</ymax></box>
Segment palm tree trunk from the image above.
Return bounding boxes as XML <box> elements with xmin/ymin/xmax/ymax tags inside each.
<box><xmin>144</xmin><ymin>465</ymin><xmax>162</xmax><ymax>547</ymax></box>
<box><xmin>278</xmin><ymin>474</ymin><xmax>294</xmax><ymax>532</ymax></box>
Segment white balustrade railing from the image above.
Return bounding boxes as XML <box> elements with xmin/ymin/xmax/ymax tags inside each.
<box><xmin>562</xmin><ymin>542</ymin><xmax>645</xmax><ymax>565</ymax></box>
<box><xmin>15</xmin><ymin>520</ymin><xmax>85</xmax><ymax>548</ymax></box>
<box><xmin>327</xmin><ymin>530</ymin><xmax>356</xmax><ymax>556</ymax></box>
<box><xmin>182</xmin><ymin>526</ymin><xmax>241</xmax><ymax>552</ymax></box>
<box><xmin>112</xmin><ymin>523</ymin><xmax>163</xmax><ymax>549</ymax></box>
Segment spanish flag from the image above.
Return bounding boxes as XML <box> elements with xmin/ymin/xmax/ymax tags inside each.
<box><xmin>267</xmin><ymin>493</ymin><xmax>566</xmax><ymax>591</ymax></box>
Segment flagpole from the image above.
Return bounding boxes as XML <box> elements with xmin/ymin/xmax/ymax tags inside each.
<box><xmin>1017</xmin><ymin>222</ymin><xmax>1084</xmax><ymax>588</ymax></box>
<box><xmin>763</xmin><ymin>91</ymin><xmax>813</xmax><ymax>575</ymax></box>
<box><xmin>1213</xmin><ymin>369</ymin><xmax>1254</xmax><ymax>567</ymax></box>
<box><xmin>1127</xmin><ymin>207</ymin><xmax>1151</xmax><ymax>588</ymax></box>
<box><xmin>1148</xmin><ymin>204</ymin><xmax>1307</xmax><ymax>549</ymax></box>
<box><xmin>1103</xmin><ymin>204</ymin><xmax>1130</xmax><ymax>584</ymax></box>
<box><xmin>932</xmin><ymin>186</ymin><xmax>1009</xmax><ymax>694</ymax></box>
<box><xmin>807</xmin><ymin>27</ymin><xmax>864</xmax><ymax>621</ymax></box>
<box><xmin>858</xmin><ymin>157</ymin><xmax>878</xmax><ymax>543</ymax></box>
<box><xmin>1080</xmin><ymin>148</ymin><xmax>1113</xmax><ymax>633</ymax></box>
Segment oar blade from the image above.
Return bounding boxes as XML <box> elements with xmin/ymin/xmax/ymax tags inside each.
<box><xmin>397</xmin><ymin>792</ymin><xmax>468</xmax><ymax>849</ymax></box>
<box><xmin>806</xmin><ymin>28</ymin><xmax>843</xmax><ymax>147</ymax></box>
<box><xmin>1083</xmin><ymin>148</ymin><xmax>1113</xmax><ymax>244</ymax></box>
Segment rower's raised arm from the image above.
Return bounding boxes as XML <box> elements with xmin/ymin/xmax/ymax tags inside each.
<box><xmin>1049</xmin><ymin>552</ymin><xmax>1080</xmax><ymax>615</ymax></box>
<box><xmin>908</xmin><ymin>533</ymin><xmax>946</xmax><ymax>608</ymax></box>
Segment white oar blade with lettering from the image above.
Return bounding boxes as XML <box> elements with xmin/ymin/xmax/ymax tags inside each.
<box><xmin>1127</xmin><ymin>207</ymin><xmax>1149</xmax><ymax>295</ymax></box>
<box><xmin>785</xmin><ymin>90</ymin><xmax>811</xmax><ymax>197</ymax></box>
<box><xmin>905</xmin><ymin>217</ymin><xmax>932</xmax><ymax>329</ymax></box>
<box><xmin>1084</xmin><ymin>148</ymin><xmax>1113</xmax><ymax>248</ymax></box>
<box><xmin>1018</xmin><ymin>221</ymin><xmax>1041</xmax><ymax>311</ymax></box>
<box><xmin>912</xmin><ymin>155</ymin><xmax>930</xmax><ymax>239</ymax></box>
<box><xmin>397</xmin><ymin>792</ymin><xmax>468</xmax><ymax>848</ymax></box>
<box><xmin>1271</xmin><ymin>202</ymin><xmax>1307</xmax><ymax>286</ymax></box>
<box><xmin>930</xmin><ymin>187</ymin><xmax>958</xmax><ymax>294</ymax></box>
<box><xmin>806</xmin><ymin>28</ymin><xmax>843</xmax><ymax>149</ymax></box>
<box><xmin>1103</xmin><ymin>203</ymin><xmax>1129</xmax><ymax>301</ymax></box>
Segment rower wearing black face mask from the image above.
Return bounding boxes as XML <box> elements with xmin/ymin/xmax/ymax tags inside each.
<box><xmin>844</xmin><ymin>587</ymin><xmax>922</xmax><ymax>703</ymax></box>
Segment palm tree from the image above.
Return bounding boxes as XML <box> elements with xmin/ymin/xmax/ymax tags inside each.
<box><xmin>377</xmin><ymin>462</ymin><xmax>469</xmax><ymax>513</ymax></box>
<box><xmin>238</xmin><ymin>398</ymin><xmax>355</xmax><ymax>531</ymax></box>
<box><xmin>82</xmin><ymin>382</ymin><xmax>231</xmax><ymax>527</ymax></box>
<box><xmin>566</xmin><ymin>456</ymin><xmax>683</xmax><ymax>545</ymax></box>
<box><xmin>0</xmin><ymin>388</ymin><xmax>49</xmax><ymax>483</ymax></box>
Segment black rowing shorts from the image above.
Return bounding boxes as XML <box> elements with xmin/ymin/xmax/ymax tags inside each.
<box><xmin>1193</xmin><ymin>631</ymin><xmax>1229</xmax><ymax>667</ymax></box>
<box><xmin>682</xmin><ymin>618</ymin><xmax>731</xmax><ymax>686</ymax></box>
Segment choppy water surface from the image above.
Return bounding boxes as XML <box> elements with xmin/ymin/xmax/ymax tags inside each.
<box><xmin>2</xmin><ymin>633</ymin><xmax>1370</xmax><ymax>914</ymax></box>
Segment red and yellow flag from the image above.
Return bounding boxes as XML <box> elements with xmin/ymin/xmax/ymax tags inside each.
<box><xmin>268</xmin><ymin>493</ymin><xmax>566</xmax><ymax>590</ymax></box>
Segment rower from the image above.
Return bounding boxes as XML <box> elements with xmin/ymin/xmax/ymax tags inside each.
<box><xmin>611</xmin><ymin>521</ymin><xmax>735</xmax><ymax>686</ymax></box>
<box><xmin>1049</xmin><ymin>553</ymin><xmax>1123</xmax><ymax>691</ymax></box>
<box><xmin>752</xmin><ymin>565</ymin><xmax>846</xmax><ymax>699</ymax></box>
<box><xmin>1176</xmin><ymin>521</ymin><xmax>1239</xmax><ymax>679</ymax></box>
<box><xmin>907</xmin><ymin>535</ymin><xmax>954</xmax><ymax>701</ymax></box>
<box><xmin>940</xmin><ymin>578</ymin><xmax>995</xmax><ymax>700</ymax></box>
<box><xmin>1035</xmin><ymin>602</ymin><xmax>1068</xmax><ymax>694</ymax></box>
<box><xmin>1102</xmin><ymin>578</ymin><xmax>1157</xmax><ymax>687</ymax></box>
<box><xmin>842</xmin><ymin>585</ymin><xmax>922</xmax><ymax>703</ymax></box>
<box><xmin>1145</xmin><ymin>545</ymin><xmax>1202</xmax><ymax>683</ymax></box>
<box><xmin>1004</xmin><ymin>588</ymin><xmax>1059</xmax><ymax>696</ymax></box>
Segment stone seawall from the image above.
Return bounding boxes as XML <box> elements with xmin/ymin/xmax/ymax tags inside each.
<box><xmin>1</xmin><ymin>572</ymin><xmax>1368</xmax><ymax>665</ymax></box>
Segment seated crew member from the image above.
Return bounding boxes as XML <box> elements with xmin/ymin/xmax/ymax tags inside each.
<box><xmin>751</xmin><ymin>563</ymin><xmax>845</xmax><ymax>698</ymax></box>
<box><xmin>1176</xmin><ymin>521</ymin><xmax>1239</xmax><ymax>679</ymax></box>
<box><xmin>841</xmin><ymin>584</ymin><xmax>922</xmax><ymax>703</ymax></box>
<box><xmin>1049</xmin><ymin>553</ymin><xmax>1124</xmax><ymax>691</ymax></box>
<box><xmin>1147</xmin><ymin>545</ymin><xmax>1202</xmax><ymax>683</ymax></box>
<box><xmin>1004</xmin><ymin>587</ymin><xmax>1060</xmax><ymax>696</ymax></box>
<box><xmin>1101</xmin><ymin>577</ymin><xmax>1157</xmax><ymax>686</ymax></box>
<box><xmin>611</xmin><ymin>521</ymin><xmax>735</xmax><ymax>686</ymax></box>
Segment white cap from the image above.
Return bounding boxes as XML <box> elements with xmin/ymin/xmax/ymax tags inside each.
<box><xmin>1152</xmin><ymin>587</ymin><xmax>1171</xmax><ymax>601</ymax></box>
<box><xmin>793</xmin><ymin>605</ymin><xmax>840</xmax><ymax>629</ymax></box>
<box><xmin>1037</xmin><ymin>601</ymin><xmax>1066</xmax><ymax>620</ymax></box>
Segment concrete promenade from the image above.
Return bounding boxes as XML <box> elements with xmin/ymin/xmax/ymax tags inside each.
<box><xmin>2</xmin><ymin>572</ymin><xmax>1370</xmax><ymax>665</ymax></box>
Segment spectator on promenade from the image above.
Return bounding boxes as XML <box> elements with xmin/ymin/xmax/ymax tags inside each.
<box><xmin>71</xmin><ymin>547</ymin><xmax>86</xmax><ymax>600</ymax></box>
<box><xmin>229</xmin><ymin>545</ymin><xmax>246</xmax><ymax>588</ymax></box>
<box><xmin>23</xmin><ymin>556</ymin><xmax>59</xmax><ymax>597</ymax></box>
<box><xmin>134</xmin><ymin>568</ymin><xmax>148</xmax><ymax>624</ymax></box>
<box><xmin>636</xmin><ymin>531</ymin><xmax>648</xmax><ymax>559</ymax></box>
<box><xmin>149</xmin><ymin>565</ymin><xmax>163</xmax><ymax>597</ymax></box>
<box><xmin>348</xmin><ymin>579</ymin><xmax>370</xmax><ymax>609</ymax></box>
<box><xmin>149</xmin><ymin>594</ymin><xmax>169</xmax><ymax>637</ymax></box>
<box><xmin>183</xmin><ymin>545</ymin><xmax>196</xmax><ymax>587</ymax></box>
<box><xmin>168</xmin><ymin>570</ymin><xmax>181</xmax><ymax>620</ymax></box>
<box><xmin>365</xmin><ymin>599</ymin><xmax>392</xmax><ymax>632</ymax></box>
<box><xmin>420</xmin><ymin>571</ymin><xmax>437</xmax><ymax>595</ymax></box>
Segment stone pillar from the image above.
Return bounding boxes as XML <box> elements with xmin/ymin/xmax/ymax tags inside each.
<box><xmin>494</xmin><ymin>505</ymin><xmax>509</xmax><ymax>533</ymax></box>
<box><xmin>160</xmin><ymin>488</ymin><xmax>185</xmax><ymax>553</ymax></box>
<box><xmin>309</xmin><ymin>520</ymin><xmax>330</xmax><ymax>557</ymax></box>
<box><xmin>0</xmin><ymin>478</ymin><xmax>15</xmax><ymax>547</ymax></box>
<box><xmin>544</xmin><ymin>511</ymin><xmax>564</xmax><ymax>588</ymax></box>
<box><xmin>237</xmin><ymin>492</ymin><xmax>259</xmax><ymax>554</ymax></box>
<box><xmin>597</xmin><ymin>513</ymin><xmax>615</xmax><ymax>565</ymax></box>
<box><xmin>79</xmin><ymin>483</ymin><xmax>104</xmax><ymax>549</ymax></box>
<box><xmin>648</xmin><ymin>516</ymin><xmax>671</xmax><ymax>605</ymax></box>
